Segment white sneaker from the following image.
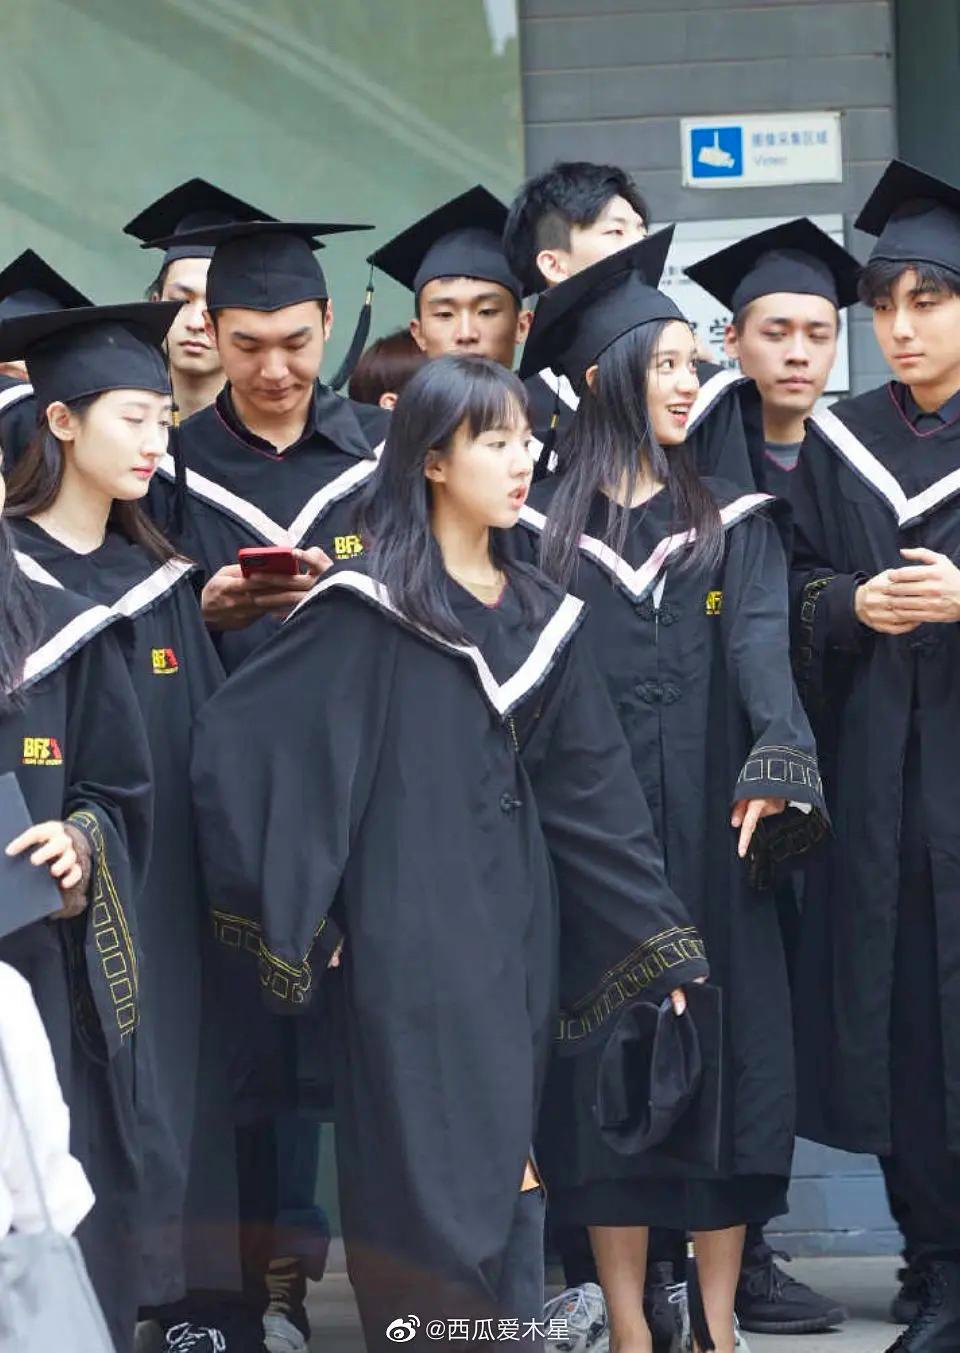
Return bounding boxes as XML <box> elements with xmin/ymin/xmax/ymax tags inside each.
<box><xmin>667</xmin><ymin>1281</ymin><xmax>751</xmax><ymax>1352</ymax></box>
<box><xmin>543</xmin><ymin>1282</ymin><xmax>609</xmax><ymax>1353</ymax></box>
<box><xmin>263</xmin><ymin>1311</ymin><xmax>308</xmax><ymax>1353</ymax></box>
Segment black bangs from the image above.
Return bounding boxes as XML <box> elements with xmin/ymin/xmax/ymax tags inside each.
<box><xmin>858</xmin><ymin>257</ymin><xmax>960</xmax><ymax>306</ymax></box>
<box><xmin>463</xmin><ymin>363</ymin><xmax>530</xmax><ymax>439</ymax></box>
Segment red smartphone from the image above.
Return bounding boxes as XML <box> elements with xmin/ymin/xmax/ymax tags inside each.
<box><xmin>238</xmin><ymin>546</ymin><xmax>299</xmax><ymax>579</ymax></box>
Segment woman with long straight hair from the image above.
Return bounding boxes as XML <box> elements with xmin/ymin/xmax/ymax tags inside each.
<box><xmin>190</xmin><ymin>354</ymin><xmax>709</xmax><ymax>1353</ymax></box>
<box><xmin>516</xmin><ymin>235</ymin><xmax>827</xmax><ymax>1353</ymax></box>
<box><xmin>1</xmin><ymin>302</ymin><xmax>234</xmax><ymax>1348</ymax></box>
<box><xmin>0</xmin><ymin>448</ymin><xmax>153</xmax><ymax>1352</ymax></box>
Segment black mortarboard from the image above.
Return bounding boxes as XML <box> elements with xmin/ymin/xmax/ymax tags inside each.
<box><xmin>123</xmin><ymin>177</ymin><xmax>273</xmax><ymax>268</ymax></box>
<box><xmin>518</xmin><ymin>226</ymin><xmax>683</xmax><ymax>387</ymax></box>
<box><xmin>145</xmin><ymin>219</ymin><xmax>373</xmax><ymax>313</ymax></box>
<box><xmin>0</xmin><ymin>302</ymin><xmax>180</xmax><ymax>410</ymax></box>
<box><xmin>595</xmin><ymin>983</ymin><xmax>722</xmax><ymax>1170</ymax></box>
<box><xmin>0</xmin><ymin>249</ymin><xmax>91</xmax><ymax>323</ymax></box>
<box><xmin>856</xmin><ymin>159</ymin><xmax>960</xmax><ymax>272</ymax></box>
<box><xmin>684</xmin><ymin>218</ymin><xmax>861</xmax><ymax>315</ymax></box>
<box><xmin>368</xmin><ymin>186</ymin><xmax>523</xmax><ymax>300</ymax></box>
<box><xmin>0</xmin><ymin>773</ymin><xmax>64</xmax><ymax>937</ymax></box>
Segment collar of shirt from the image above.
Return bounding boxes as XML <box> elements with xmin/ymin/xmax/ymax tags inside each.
<box><xmin>215</xmin><ymin>380</ymin><xmax>377</xmax><ymax>462</ymax></box>
<box><xmin>898</xmin><ymin>382</ymin><xmax>960</xmax><ymax>429</ymax></box>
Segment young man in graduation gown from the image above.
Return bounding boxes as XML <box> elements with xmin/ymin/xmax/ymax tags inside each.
<box><xmin>503</xmin><ymin>161</ymin><xmax>757</xmax><ymax>486</ymax></box>
<box><xmin>790</xmin><ymin>160</ymin><xmax>960</xmax><ymax>1353</ymax></box>
<box><xmin>685</xmin><ymin>219</ymin><xmax>861</xmax><ymax>504</ymax></box>
<box><xmin>124</xmin><ymin>178</ymin><xmax>272</xmax><ymax>421</ymax></box>
<box><xmin>0</xmin><ymin>249</ymin><xmax>90</xmax><ymax>469</ymax></box>
<box><xmin>350</xmin><ymin>185</ymin><xmax>531</xmax><ymax>375</ymax></box>
<box><xmin>140</xmin><ymin>208</ymin><xmax>388</xmax><ymax>674</ymax></box>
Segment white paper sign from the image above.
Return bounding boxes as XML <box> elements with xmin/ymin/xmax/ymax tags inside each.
<box><xmin>654</xmin><ymin>215</ymin><xmax>850</xmax><ymax>395</ymax></box>
<box><xmin>682</xmin><ymin>113</ymin><xmax>843</xmax><ymax>189</ymax></box>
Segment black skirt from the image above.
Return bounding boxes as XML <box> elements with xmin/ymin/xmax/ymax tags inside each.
<box><xmin>548</xmin><ymin>1174</ymin><xmax>788</xmax><ymax>1232</ymax></box>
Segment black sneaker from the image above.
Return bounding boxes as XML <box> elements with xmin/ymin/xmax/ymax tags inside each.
<box><xmin>893</xmin><ymin>1262</ymin><xmax>929</xmax><ymax>1326</ymax></box>
<box><xmin>735</xmin><ymin>1242</ymin><xmax>847</xmax><ymax>1334</ymax></box>
<box><xmin>885</xmin><ymin>1261</ymin><xmax>960</xmax><ymax>1351</ymax></box>
<box><xmin>644</xmin><ymin>1262</ymin><xmax>682</xmax><ymax>1351</ymax></box>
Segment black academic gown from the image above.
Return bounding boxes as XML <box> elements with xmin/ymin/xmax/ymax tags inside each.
<box><xmin>0</xmin><ymin>374</ymin><xmax>37</xmax><ymax>469</ymax></box>
<box><xmin>10</xmin><ymin>525</ymin><xmax>235</xmax><ymax>1302</ymax></box>
<box><xmin>790</xmin><ymin>383</ymin><xmax>960</xmax><ymax>1156</ymax></box>
<box><xmin>524</xmin><ymin>363</ymin><xmax>759</xmax><ymax>489</ymax></box>
<box><xmin>0</xmin><ymin>576</ymin><xmax>153</xmax><ymax>1352</ymax></box>
<box><xmin>190</xmin><ymin>561</ymin><xmax>707</xmax><ymax>1351</ymax></box>
<box><xmin>149</xmin><ymin>381</ymin><xmax>389</xmax><ymax>673</ymax></box>
<box><xmin>517</xmin><ymin>479</ymin><xmax>827</xmax><ymax>1208</ymax></box>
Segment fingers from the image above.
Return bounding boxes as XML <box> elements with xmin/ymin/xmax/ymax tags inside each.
<box><xmin>730</xmin><ymin>801</ymin><xmax>745</xmax><ymax>828</ymax></box>
<box><xmin>738</xmin><ymin>799</ymin><xmax>764</xmax><ymax>858</ymax></box>
<box><xmin>6</xmin><ymin>822</ymin><xmax>64</xmax><ymax>858</ymax></box>
<box><xmin>900</xmin><ymin>547</ymin><xmax>941</xmax><ymax>564</ymax></box>
<box><xmin>670</xmin><ymin>988</ymin><xmax>687</xmax><ymax>1016</ymax></box>
<box><xmin>295</xmin><ymin>547</ymin><xmax>334</xmax><ymax>579</ymax></box>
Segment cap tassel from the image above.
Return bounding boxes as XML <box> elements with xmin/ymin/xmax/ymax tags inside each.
<box><xmin>170</xmin><ymin>403</ymin><xmax>187</xmax><ymax>539</ymax></box>
<box><xmin>329</xmin><ymin>269</ymin><xmax>375</xmax><ymax>391</ymax></box>
<box><xmin>534</xmin><ymin>381</ymin><xmax>562</xmax><ymax>480</ymax></box>
<box><xmin>685</xmin><ymin>1241</ymin><xmax>716</xmax><ymax>1351</ymax></box>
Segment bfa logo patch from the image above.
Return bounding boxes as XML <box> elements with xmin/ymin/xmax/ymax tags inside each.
<box><xmin>705</xmin><ymin>590</ymin><xmax>723</xmax><ymax>616</ymax></box>
<box><xmin>22</xmin><ymin>736</ymin><xmax>64</xmax><ymax>767</ymax></box>
<box><xmin>333</xmin><ymin>534</ymin><xmax>364</xmax><ymax>560</ymax></box>
<box><xmin>151</xmin><ymin>647</ymin><xmax>180</xmax><ymax>675</ymax></box>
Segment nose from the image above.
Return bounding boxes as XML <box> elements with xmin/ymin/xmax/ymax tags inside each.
<box><xmin>676</xmin><ymin>365</ymin><xmax>700</xmax><ymax>396</ymax></box>
<box><xmin>455</xmin><ymin>310</ymin><xmax>479</xmax><ymax>345</ymax></box>
<box><xmin>891</xmin><ymin>304</ymin><xmax>915</xmax><ymax>342</ymax></box>
<box><xmin>185</xmin><ymin>299</ymin><xmax>206</xmax><ymax>332</ymax></box>
<box><xmin>785</xmin><ymin>332</ymin><xmax>810</xmax><ymax>365</ymax></box>
<box><xmin>260</xmin><ymin>350</ymin><xmax>289</xmax><ymax>382</ymax></box>
<box><xmin>143</xmin><ymin>422</ymin><xmax>168</xmax><ymax>458</ymax></box>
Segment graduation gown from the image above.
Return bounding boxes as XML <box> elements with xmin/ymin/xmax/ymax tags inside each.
<box><xmin>0</xmin><ymin>374</ymin><xmax>36</xmax><ymax>470</ymax></box>
<box><xmin>524</xmin><ymin>362</ymin><xmax>759</xmax><ymax>489</ymax></box>
<box><xmin>11</xmin><ymin>524</ymin><xmax>233</xmax><ymax>1301</ymax></box>
<box><xmin>789</xmin><ymin>383</ymin><xmax>960</xmax><ymax>1155</ymax></box>
<box><xmin>149</xmin><ymin>380</ymin><xmax>388</xmax><ymax>672</ymax></box>
<box><xmin>0</xmin><ymin>576</ymin><xmax>153</xmax><ymax>1351</ymax></box>
<box><xmin>517</xmin><ymin>479</ymin><xmax>827</xmax><ymax>1193</ymax></box>
<box><xmin>190</xmin><ymin>562</ymin><xmax>707</xmax><ymax>1350</ymax></box>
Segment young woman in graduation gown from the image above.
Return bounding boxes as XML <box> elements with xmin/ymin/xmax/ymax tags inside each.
<box><xmin>190</xmin><ymin>355</ymin><xmax>709</xmax><ymax>1353</ymax></box>
<box><xmin>0</xmin><ymin>303</ymin><xmax>237</xmax><ymax>1328</ymax></box>
<box><xmin>514</xmin><ymin>234</ymin><xmax>827</xmax><ymax>1353</ymax></box>
<box><xmin>0</xmin><ymin>466</ymin><xmax>153</xmax><ymax>1352</ymax></box>
<box><xmin>789</xmin><ymin>162</ymin><xmax>960</xmax><ymax>1348</ymax></box>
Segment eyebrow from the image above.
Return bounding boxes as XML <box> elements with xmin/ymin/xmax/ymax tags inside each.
<box><xmin>230</xmin><ymin>325</ymin><xmax>313</xmax><ymax>343</ymax></box>
<box><xmin>427</xmin><ymin>291</ymin><xmax>504</xmax><ymax>308</ymax></box>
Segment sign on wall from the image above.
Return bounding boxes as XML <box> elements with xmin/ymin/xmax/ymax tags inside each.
<box><xmin>682</xmin><ymin>113</ymin><xmax>843</xmax><ymax>189</ymax></box>
<box><xmin>654</xmin><ymin>215</ymin><xmax>851</xmax><ymax>395</ymax></box>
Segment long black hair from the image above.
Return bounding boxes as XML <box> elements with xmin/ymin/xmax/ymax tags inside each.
<box><xmin>6</xmin><ymin>394</ymin><xmax>178</xmax><ymax>563</ymax></box>
<box><xmin>539</xmin><ymin>320</ymin><xmax>723</xmax><ymax>587</ymax></box>
<box><xmin>357</xmin><ymin>355</ymin><xmax>547</xmax><ymax>644</ymax></box>
<box><xmin>0</xmin><ymin>500</ymin><xmax>40</xmax><ymax>713</ymax></box>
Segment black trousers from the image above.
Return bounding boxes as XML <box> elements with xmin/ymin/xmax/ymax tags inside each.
<box><xmin>880</xmin><ymin>771</ymin><xmax>960</xmax><ymax>1264</ymax></box>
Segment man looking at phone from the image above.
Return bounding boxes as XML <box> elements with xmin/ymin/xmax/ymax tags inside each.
<box><xmin>144</xmin><ymin>211</ymin><xmax>388</xmax><ymax>673</ymax></box>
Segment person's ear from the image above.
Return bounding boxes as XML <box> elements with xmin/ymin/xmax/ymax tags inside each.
<box><xmin>515</xmin><ymin>307</ymin><xmax>534</xmax><ymax>345</ymax></box>
<box><xmin>46</xmin><ymin>401</ymin><xmax>78</xmax><ymax>444</ymax></box>
<box><xmin>722</xmin><ymin>323</ymin><xmax>740</xmax><ymax>363</ymax></box>
<box><xmin>322</xmin><ymin>298</ymin><xmax>335</xmax><ymax>341</ymax></box>
<box><xmin>536</xmin><ymin>248</ymin><xmax>571</xmax><ymax>288</ymax></box>
<box><xmin>409</xmin><ymin>317</ymin><xmax>428</xmax><ymax>354</ymax></box>
<box><xmin>203</xmin><ymin>310</ymin><xmax>217</xmax><ymax>346</ymax></box>
<box><xmin>584</xmin><ymin>364</ymin><xmax>599</xmax><ymax>392</ymax></box>
<box><xmin>378</xmin><ymin>391</ymin><xmax>398</xmax><ymax>411</ymax></box>
<box><xmin>423</xmin><ymin>449</ymin><xmax>446</xmax><ymax>484</ymax></box>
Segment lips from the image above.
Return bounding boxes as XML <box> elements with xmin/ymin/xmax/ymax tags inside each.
<box><xmin>131</xmin><ymin>466</ymin><xmax>155</xmax><ymax>480</ymax></box>
<box><xmin>180</xmin><ymin>341</ymin><xmax>209</xmax><ymax>354</ymax></box>
<box><xmin>509</xmin><ymin>485</ymin><xmax>529</xmax><ymax>507</ymax></box>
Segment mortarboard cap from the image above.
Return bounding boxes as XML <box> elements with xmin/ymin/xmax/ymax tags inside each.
<box><xmin>146</xmin><ymin>219</ymin><xmax>373</xmax><ymax>313</ymax></box>
<box><xmin>369</xmin><ymin>186</ymin><xmax>523</xmax><ymax>301</ymax></box>
<box><xmin>0</xmin><ymin>249</ymin><xmax>91</xmax><ymax>323</ymax></box>
<box><xmin>684</xmin><ymin>217</ymin><xmax>861</xmax><ymax>315</ymax></box>
<box><xmin>123</xmin><ymin>177</ymin><xmax>273</xmax><ymax>268</ymax></box>
<box><xmin>518</xmin><ymin>226</ymin><xmax>683</xmax><ymax>387</ymax></box>
<box><xmin>0</xmin><ymin>302</ymin><xmax>180</xmax><ymax>411</ymax></box>
<box><xmin>856</xmin><ymin>159</ymin><xmax>960</xmax><ymax>272</ymax></box>
<box><xmin>596</xmin><ymin>982</ymin><xmax>722</xmax><ymax>1170</ymax></box>
<box><xmin>0</xmin><ymin>773</ymin><xmax>67</xmax><ymax>937</ymax></box>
